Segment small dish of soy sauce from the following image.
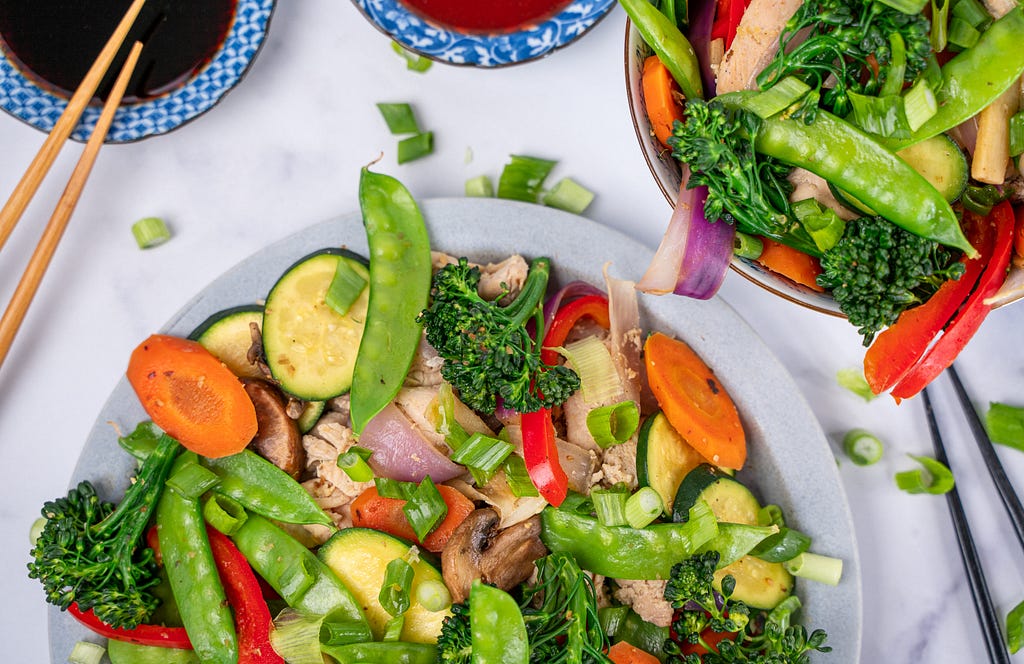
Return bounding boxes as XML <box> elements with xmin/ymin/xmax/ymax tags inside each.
<box><xmin>0</xmin><ymin>0</ymin><xmax>276</xmax><ymax>142</ymax></box>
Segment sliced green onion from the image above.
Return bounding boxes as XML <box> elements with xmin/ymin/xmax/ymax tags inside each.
<box><xmin>743</xmin><ymin>76</ymin><xmax>812</xmax><ymax>119</ymax></box>
<box><xmin>391</xmin><ymin>41</ymin><xmax>433</xmax><ymax>72</ymax></box>
<box><xmin>382</xmin><ymin>614</ymin><xmax>405</xmax><ymax>641</ymax></box>
<box><xmin>556</xmin><ymin>335</ymin><xmax>620</xmax><ymax>404</ymax></box>
<box><xmin>379</xmin><ymin>558</ymin><xmax>414</xmax><ymax>617</ymax></box>
<box><xmin>271</xmin><ymin>609</ymin><xmax>330</xmax><ymax>664</ymax></box>
<box><xmin>792</xmin><ymin>198</ymin><xmax>845</xmax><ymax>252</ymax></box>
<box><xmin>449</xmin><ymin>432</ymin><xmax>514</xmax><ymax>474</ymax></box>
<box><xmin>952</xmin><ymin>0</ymin><xmax>991</xmax><ymax>28</ymax></box>
<box><xmin>592</xmin><ymin>487</ymin><xmax>629</xmax><ymax>527</ymax></box>
<box><xmin>733</xmin><ymin>231</ymin><xmax>763</xmax><ymax>259</ymax></box>
<box><xmin>433</xmin><ymin>383</ymin><xmax>470</xmax><ymax>450</ymax></box>
<box><xmin>415</xmin><ymin>578</ymin><xmax>452</xmax><ymax>612</ymax></box>
<box><xmin>376</xmin><ymin>102</ymin><xmax>420</xmax><ymax>135</ymax></box>
<box><xmin>895</xmin><ymin>454</ymin><xmax>955</xmax><ymax>494</ymax></box>
<box><xmin>1007</xmin><ymin>598</ymin><xmax>1024</xmax><ymax>653</ymax></box>
<box><xmin>986</xmin><ymin>402</ymin><xmax>1024</xmax><ymax>451</ymax></box>
<box><xmin>843</xmin><ymin>429</ymin><xmax>884</xmax><ymax>466</ymax></box>
<box><xmin>1009</xmin><ymin>112</ymin><xmax>1024</xmax><ymax>158</ymax></box>
<box><xmin>625</xmin><ymin>487</ymin><xmax>664</xmax><ymax>529</ymax></box>
<box><xmin>503</xmin><ymin>454</ymin><xmax>540</xmax><ymax>498</ymax></box>
<box><xmin>375</xmin><ymin>477</ymin><xmax>417</xmax><ymax>501</ymax></box>
<box><xmin>749</xmin><ymin>527</ymin><xmax>812</xmax><ymax>563</ymax></box>
<box><xmin>878</xmin><ymin>0</ymin><xmax>927</xmax><ymax>13</ymax></box>
<box><xmin>903</xmin><ymin>78</ymin><xmax>938</xmax><ymax>132</ymax></box>
<box><xmin>337</xmin><ymin>445</ymin><xmax>374</xmax><ymax>482</ymax></box>
<box><xmin>931</xmin><ymin>0</ymin><xmax>950</xmax><ymax>51</ymax></box>
<box><xmin>465</xmin><ymin>175</ymin><xmax>494</xmax><ymax>198</ymax></box>
<box><xmin>325</xmin><ymin>259</ymin><xmax>368</xmax><ymax>316</ymax></box>
<box><xmin>542</xmin><ymin>177</ymin><xmax>595</xmax><ymax>214</ymax></box>
<box><xmin>847</xmin><ymin>91</ymin><xmax>909</xmax><ymax>138</ymax></box>
<box><xmin>320</xmin><ymin>617</ymin><xmax>375</xmax><ymax>647</ymax></box>
<box><xmin>131</xmin><ymin>216</ymin><xmax>171</xmax><ymax>249</ymax></box>
<box><xmin>783</xmin><ymin>552</ymin><xmax>843</xmax><ymax>585</ymax></box>
<box><xmin>203</xmin><ymin>493</ymin><xmax>249</xmax><ymax>536</ymax></box>
<box><xmin>397</xmin><ymin>132</ymin><xmax>434</xmax><ymax>164</ymax></box>
<box><xmin>757</xmin><ymin>504</ymin><xmax>786</xmax><ymax>528</ymax></box>
<box><xmin>836</xmin><ymin>368</ymin><xmax>877</xmax><ymax>402</ymax></box>
<box><xmin>962</xmin><ymin>183</ymin><xmax>1005</xmax><ymax>215</ymax></box>
<box><xmin>559</xmin><ymin>490</ymin><xmax>595</xmax><ymax>516</ymax></box>
<box><xmin>403</xmin><ymin>476</ymin><xmax>448</xmax><ymax>541</ymax></box>
<box><xmin>880</xmin><ymin>33</ymin><xmax>907</xmax><ymax>98</ymax></box>
<box><xmin>167</xmin><ymin>460</ymin><xmax>220</xmax><ymax>499</ymax></box>
<box><xmin>29</xmin><ymin>516</ymin><xmax>46</xmax><ymax>546</ymax></box>
<box><xmin>68</xmin><ymin>641</ymin><xmax>105</xmax><ymax>664</ymax></box>
<box><xmin>497</xmin><ymin>155</ymin><xmax>557</xmax><ymax>202</ymax></box>
<box><xmin>947</xmin><ymin>16</ymin><xmax>980</xmax><ymax>49</ymax></box>
<box><xmin>586</xmin><ymin>401</ymin><xmax>640</xmax><ymax>448</ymax></box>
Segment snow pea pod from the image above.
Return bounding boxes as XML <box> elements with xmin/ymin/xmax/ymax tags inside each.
<box><xmin>470</xmin><ymin>581</ymin><xmax>529</xmax><ymax>664</ymax></box>
<box><xmin>156</xmin><ymin>453</ymin><xmax>238</xmax><ymax>664</ymax></box>
<box><xmin>320</xmin><ymin>641</ymin><xmax>437</xmax><ymax>664</ymax></box>
<box><xmin>724</xmin><ymin>93</ymin><xmax>975</xmax><ymax>255</ymax></box>
<box><xmin>349</xmin><ymin>168</ymin><xmax>432</xmax><ymax>434</ymax></box>
<box><xmin>619</xmin><ymin>0</ymin><xmax>703</xmax><ymax>101</ymax></box>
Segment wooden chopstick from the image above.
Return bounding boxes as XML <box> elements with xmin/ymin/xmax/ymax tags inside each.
<box><xmin>0</xmin><ymin>42</ymin><xmax>144</xmax><ymax>370</ymax></box>
<box><xmin>921</xmin><ymin>386</ymin><xmax>1011</xmax><ymax>664</ymax></box>
<box><xmin>947</xmin><ymin>363</ymin><xmax>1024</xmax><ymax>551</ymax></box>
<box><xmin>0</xmin><ymin>0</ymin><xmax>146</xmax><ymax>253</ymax></box>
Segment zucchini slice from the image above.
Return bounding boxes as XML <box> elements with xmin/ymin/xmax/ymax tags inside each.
<box><xmin>714</xmin><ymin>555</ymin><xmax>794</xmax><ymax>610</ymax></box>
<box><xmin>637</xmin><ymin>412</ymin><xmax>706</xmax><ymax>515</ymax></box>
<box><xmin>896</xmin><ymin>134</ymin><xmax>968</xmax><ymax>204</ymax></box>
<box><xmin>318</xmin><ymin>527</ymin><xmax>450</xmax><ymax>643</ymax></box>
<box><xmin>262</xmin><ymin>249</ymin><xmax>370</xmax><ymax>401</ymax></box>
<box><xmin>188</xmin><ymin>305</ymin><xmax>264</xmax><ymax>379</ymax></box>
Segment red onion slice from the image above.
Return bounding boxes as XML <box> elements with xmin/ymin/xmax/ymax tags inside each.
<box><xmin>688</xmin><ymin>0</ymin><xmax>719</xmax><ymax>98</ymax></box>
<box><xmin>541</xmin><ymin>280</ymin><xmax>606</xmax><ymax>334</ymax></box>
<box><xmin>358</xmin><ymin>402</ymin><xmax>463</xmax><ymax>483</ymax></box>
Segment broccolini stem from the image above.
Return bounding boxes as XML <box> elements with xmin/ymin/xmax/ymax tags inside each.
<box><xmin>505</xmin><ymin>257</ymin><xmax>551</xmax><ymax>329</ymax></box>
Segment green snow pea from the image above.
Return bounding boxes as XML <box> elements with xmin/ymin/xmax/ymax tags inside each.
<box><xmin>696</xmin><ymin>522</ymin><xmax>779</xmax><ymax>567</ymax></box>
<box><xmin>619</xmin><ymin>0</ymin><xmax>703</xmax><ymax>101</ymax></box>
<box><xmin>470</xmin><ymin>581</ymin><xmax>529</xmax><ymax>664</ymax></box>
<box><xmin>321</xmin><ymin>641</ymin><xmax>438</xmax><ymax>664</ymax></box>
<box><xmin>107</xmin><ymin>639</ymin><xmax>200</xmax><ymax>664</ymax></box>
<box><xmin>724</xmin><ymin>92</ymin><xmax>975</xmax><ymax>255</ymax></box>
<box><xmin>349</xmin><ymin>167</ymin><xmax>432</xmax><ymax>434</ymax></box>
<box><xmin>156</xmin><ymin>453</ymin><xmax>237</xmax><ymax>664</ymax></box>
<box><xmin>599</xmin><ymin>606</ymin><xmax>670</xmax><ymax>662</ymax></box>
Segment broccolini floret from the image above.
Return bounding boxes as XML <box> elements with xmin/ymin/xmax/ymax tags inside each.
<box><xmin>817</xmin><ymin>215</ymin><xmax>966</xmax><ymax>346</ymax></box>
<box><xmin>418</xmin><ymin>256</ymin><xmax>580</xmax><ymax>414</ymax></box>
<box><xmin>27</xmin><ymin>434</ymin><xmax>179</xmax><ymax>629</ymax></box>
<box><xmin>437</xmin><ymin>602</ymin><xmax>472</xmax><ymax>663</ymax></box>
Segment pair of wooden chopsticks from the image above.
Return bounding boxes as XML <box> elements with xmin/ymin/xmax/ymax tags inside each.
<box><xmin>922</xmin><ymin>364</ymin><xmax>1023</xmax><ymax>664</ymax></box>
<box><xmin>0</xmin><ymin>0</ymin><xmax>148</xmax><ymax>370</ymax></box>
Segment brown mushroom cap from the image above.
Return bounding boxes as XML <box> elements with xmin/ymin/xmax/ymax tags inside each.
<box><xmin>242</xmin><ymin>378</ymin><xmax>304</xmax><ymax>478</ymax></box>
<box><xmin>441</xmin><ymin>508</ymin><xmax>547</xmax><ymax>603</ymax></box>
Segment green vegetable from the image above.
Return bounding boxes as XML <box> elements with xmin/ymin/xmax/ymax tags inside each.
<box><xmin>625</xmin><ymin>487</ymin><xmax>665</xmax><ymax>530</ymax></box>
<box><xmin>465</xmin><ymin>174</ymin><xmax>494</xmax><ymax>197</ymax></box>
<box><xmin>783</xmin><ymin>552</ymin><xmax>844</xmax><ymax>585</ymax></box>
<box><xmin>131</xmin><ymin>216</ymin><xmax>171</xmax><ymax>249</ymax></box>
<box><xmin>336</xmin><ymin>445</ymin><xmax>374</xmax><ymax>482</ymax></box>
<box><xmin>732</xmin><ymin>232</ymin><xmax>763</xmax><ymax>259</ymax></box>
<box><xmin>419</xmin><ymin>255</ymin><xmax>580</xmax><ymax>414</ymax></box>
<box><xmin>107</xmin><ymin>639</ymin><xmax>200</xmax><ymax>663</ymax></box>
<box><xmin>402</xmin><ymin>475</ymin><xmax>448</xmax><ymax>541</ymax></box>
<box><xmin>843</xmin><ymin>428</ymin><xmax>885</xmax><ymax>466</ymax></box>
<box><xmin>599</xmin><ymin>606</ymin><xmax>669</xmax><ymax>661</ymax></box>
<box><xmin>592</xmin><ymin>486</ymin><xmax>630</xmax><ymax>527</ymax></box>
<box><xmin>837</xmin><ymin>368</ymin><xmax>878</xmax><ymax>402</ymax></box>
<box><xmin>350</xmin><ymin>167</ymin><xmax>432</xmax><ymax>433</ymax></box>
<box><xmin>27</xmin><ymin>434</ymin><xmax>179</xmax><ymax>629</ymax></box>
<box><xmin>503</xmin><ymin>453</ymin><xmax>540</xmax><ymax>498</ymax></box>
<box><xmin>325</xmin><ymin>257</ymin><xmax>368</xmax><ymax>317</ymax></box>
<box><xmin>895</xmin><ymin>454</ymin><xmax>955</xmax><ymax>494</ymax></box>
<box><xmin>542</xmin><ymin>177</ymin><xmax>595</xmax><ymax>214</ymax></box>
<box><xmin>397</xmin><ymin>131</ymin><xmax>434</xmax><ymax>163</ymax></box>
<box><xmin>322</xmin><ymin>641</ymin><xmax>438</xmax><ymax>664</ymax></box>
<box><xmin>1010</xmin><ymin>112</ymin><xmax>1024</xmax><ymax>158</ymax></box>
<box><xmin>379</xmin><ymin>558</ymin><xmax>414</xmax><ymax>617</ymax></box>
<box><xmin>947</xmin><ymin>17</ymin><xmax>980</xmax><ymax>48</ymax></box>
<box><xmin>497</xmin><ymin>155</ymin><xmax>557</xmax><ymax>202</ymax></box>
<box><xmin>617</xmin><ymin>0</ymin><xmax>703</xmax><ymax>100</ymax></box>
<box><xmin>587</xmin><ymin>401</ymin><xmax>640</xmax><ymax>448</ymax></box>
<box><xmin>1007</xmin><ymin>598</ymin><xmax>1024</xmax><ymax>654</ymax></box>
<box><xmin>202</xmin><ymin>493</ymin><xmax>247</xmax><ymax>536</ymax></box>
<box><xmin>665</xmin><ymin>551</ymin><xmax>752</xmax><ymax>640</ymax></box>
<box><xmin>791</xmin><ymin>197</ymin><xmax>845</xmax><ymax>253</ymax></box>
<box><xmin>470</xmin><ymin>582</ymin><xmax>529</xmax><ymax>664</ymax></box>
<box><xmin>448</xmin><ymin>432</ymin><xmax>514</xmax><ymax>474</ymax></box>
<box><xmin>903</xmin><ymin>78</ymin><xmax>938</xmax><ymax>132</ymax></box>
<box><xmin>391</xmin><ymin>41</ymin><xmax>433</xmax><ymax>72</ymax></box>
<box><xmin>986</xmin><ymin>402</ymin><xmax>1024</xmax><ymax>451</ymax></box>
<box><xmin>817</xmin><ymin>215</ymin><xmax>966</xmax><ymax>346</ymax></box>
<box><xmin>68</xmin><ymin>641</ymin><xmax>105</xmax><ymax>664</ymax></box>
<box><xmin>376</xmin><ymin>102</ymin><xmax>420</xmax><ymax>134</ymax></box>
<box><xmin>748</xmin><ymin>527</ymin><xmax>812</xmax><ymax>563</ymax></box>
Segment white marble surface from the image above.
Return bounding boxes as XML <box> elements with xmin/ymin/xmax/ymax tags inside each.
<box><xmin>2</xmin><ymin>2</ymin><xmax>1023</xmax><ymax>662</ymax></box>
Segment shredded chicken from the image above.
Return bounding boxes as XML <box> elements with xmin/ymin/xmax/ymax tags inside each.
<box><xmin>300</xmin><ymin>408</ymin><xmax>372</xmax><ymax>531</ymax></box>
<box><xmin>430</xmin><ymin>252</ymin><xmax>530</xmax><ymax>304</ymax></box>
<box><xmin>787</xmin><ymin>168</ymin><xmax>860</xmax><ymax>221</ymax></box>
<box><xmin>613</xmin><ymin>579</ymin><xmax>675</xmax><ymax>628</ymax></box>
<box><xmin>600</xmin><ymin>440</ymin><xmax>639</xmax><ymax>490</ymax></box>
<box><xmin>716</xmin><ymin>0</ymin><xmax>803</xmax><ymax>93</ymax></box>
<box><xmin>404</xmin><ymin>333</ymin><xmax>445</xmax><ymax>387</ymax></box>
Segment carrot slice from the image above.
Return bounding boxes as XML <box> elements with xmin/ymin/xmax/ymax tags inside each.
<box><xmin>607</xmin><ymin>641</ymin><xmax>661</xmax><ymax>664</ymax></box>
<box><xmin>756</xmin><ymin>238</ymin><xmax>824</xmax><ymax>292</ymax></box>
<box><xmin>126</xmin><ymin>334</ymin><xmax>257</xmax><ymax>458</ymax></box>
<box><xmin>350</xmin><ymin>484</ymin><xmax>475</xmax><ymax>552</ymax></box>
<box><xmin>644</xmin><ymin>332</ymin><xmax>746</xmax><ymax>470</ymax></box>
<box><xmin>642</xmin><ymin>55</ymin><xmax>686</xmax><ymax>148</ymax></box>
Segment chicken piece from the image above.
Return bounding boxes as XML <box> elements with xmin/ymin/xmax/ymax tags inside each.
<box><xmin>613</xmin><ymin>579</ymin><xmax>675</xmax><ymax>628</ymax></box>
<box><xmin>600</xmin><ymin>439</ymin><xmax>639</xmax><ymax>490</ymax></box>
<box><xmin>716</xmin><ymin>0</ymin><xmax>803</xmax><ymax>94</ymax></box>
<box><xmin>430</xmin><ymin>252</ymin><xmax>529</xmax><ymax>304</ymax></box>
<box><xmin>404</xmin><ymin>333</ymin><xmax>445</xmax><ymax>387</ymax></box>
<box><xmin>300</xmin><ymin>409</ymin><xmax>373</xmax><ymax>530</ymax></box>
<box><xmin>787</xmin><ymin>168</ymin><xmax>859</xmax><ymax>221</ymax></box>
<box><xmin>393</xmin><ymin>385</ymin><xmax>495</xmax><ymax>452</ymax></box>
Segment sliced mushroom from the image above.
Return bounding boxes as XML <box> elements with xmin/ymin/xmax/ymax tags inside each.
<box><xmin>242</xmin><ymin>378</ymin><xmax>304</xmax><ymax>478</ymax></box>
<box><xmin>441</xmin><ymin>508</ymin><xmax>547</xmax><ymax>603</ymax></box>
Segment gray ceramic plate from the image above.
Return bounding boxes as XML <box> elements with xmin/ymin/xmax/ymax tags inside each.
<box><xmin>49</xmin><ymin>197</ymin><xmax>861</xmax><ymax>662</ymax></box>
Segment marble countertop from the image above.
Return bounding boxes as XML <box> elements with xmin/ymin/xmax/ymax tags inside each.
<box><xmin>2</xmin><ymin>2</ymin><xmax>1023</xmax><ymax>662</ymax></box>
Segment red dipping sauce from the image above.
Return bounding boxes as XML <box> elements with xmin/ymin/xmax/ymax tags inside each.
<box><xmin>399</xmin><ymin>0</ymin><xmax>575</xmax><ymax>33</ymax></box>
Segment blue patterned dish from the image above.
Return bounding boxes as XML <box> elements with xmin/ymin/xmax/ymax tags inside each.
<box><xmin>0</xmin><ymin>0</ymin><xmax>275</xmax><ymax>143</ymax></box>
<box><xmin>352</xmin><ymin>0</ymin><xmax>617</xmax><ymax>67</ymax></box>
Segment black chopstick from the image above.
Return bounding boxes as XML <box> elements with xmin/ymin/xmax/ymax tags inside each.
<box><xmin>922</xmin><ymin>387</ymin><xmax>1011</xmax><ymax>664</ymax></box>
<box><xmin>947</xmin><ymin>364</ymin><xmax>1024</xmax><ymax>553</ymax></box>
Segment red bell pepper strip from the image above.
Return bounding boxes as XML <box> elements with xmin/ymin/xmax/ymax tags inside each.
<box><xmin>67</xmin><ymin>604</ymin><xmax>192</xmax><ymax>649</ymax></box>
<box><xmin>863</xmin><ymin>211</ymin><xmax>993</xmax><ymax>394</ymax></box>
<box><xmin>521</xmin><ymin>408</ymin><xmax>569</xmax><ymax>506</ymax></box>
<box><xmin>891</xmin><ymin>202</ymin><xmax>1015</xmax><ymax>399</ymax></box>
<box><xmin>207</xmin><ymin>527</ymin><xmax>284</xmax><ymax>664</ymax></box>
<box><xmin>1014</xmin><ymin>204</ymin><xmax>1024</xmax><ymax>259</ymax></box>
<box><xmin>540</xmin><ymin>294</ymin><xmax>610</xmax><ymax>365</ymax></box>
<box><xmin>710</xmin><ymin>0</ymin><xmax>749</xmax><ymax>50</ymax></box>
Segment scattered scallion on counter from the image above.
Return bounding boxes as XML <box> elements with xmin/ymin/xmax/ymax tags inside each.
<box><xmin>895</xmin><ymin>454</ymin><xmax>955</xmax><ymax>494</ymax></box>
<box><xmin>1006</xmin><ymin>598</ymin><xmax>1024</xmax><ymax>653</ymax></box>
<box><xmin>842</xmin><ymin>428</ymin><xmax>884</xmax><ymax>466</ymax></box>
<box><xmin>391</xmin><ymin>41</ymin><xmax>432</xmax><ymax>72</ymax></box>
<box><xmin>497</xmin><ymin>154</ymin><xmax>557</xmax><ymax>202</ymax></box>
<box><xmin>837</xmin><ymin>368</ymin><xmax>877</xmax><ymax>402</ymax></box>
<box><xmin>465</xmin><ymin>174</ymin><xmax>494</xmax><ymax>198</ymax></box>
<box><xmin>542</xmin><ymin>177</ymin><xmax>595</xmax><ymax>214</ymax></box>
<box><xmin>397</xmin><ymin>131</ymin><xmax>434</xmax><ymax>164</ymax></box>
<box><xmin>131</xmin><ymin>216</ymin><xmax>171</xmax><ymax>249</ymax></box>
<box><xmin>986</xmin><ymin>402</ymin><xmax>1024</xmax><ymax>452</ymax></box>
<box><xmin>376</xmin><ymin>103</ymin><xmax>420</xmax><ymax>135</ymax></box>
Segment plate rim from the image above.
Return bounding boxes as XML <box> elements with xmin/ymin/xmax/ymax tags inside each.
<box><xmin>48</xmin><ymin>197</ymin><xmax>862</xmax><ymax>662</ymax></box>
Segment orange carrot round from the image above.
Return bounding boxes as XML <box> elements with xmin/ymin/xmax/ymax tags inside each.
<box><xmin>756</xmin><ymin>237</ymin><xmax>824</xmax><ymax>292</ymax></box>
<box><xmin>607</xmin><ymin>640</ymin><xmax>661</xmax><ymax>664</ymax></box>
<box><xmin>644</xmin><ymin>332</ymin><xmax>746</xmax><ymax>470</ymax></box>
<box><xmin>350</xmin><ymin>484</ymin><xmax>475</xmax><ymax>552</ymax></box>
<box><xmin>127</xmin><ymin>334</ymin><xmax>257</xmax><ymax>458</ymax></box>
<box><xmin>642</xmin><ymin>55</ymin><xmax>686</xmax><ymax>148</ymax></box>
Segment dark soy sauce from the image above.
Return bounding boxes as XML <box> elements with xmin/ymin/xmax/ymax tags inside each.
<box><xmin>0</xmin><ymin>0</ymin><xmax>238</xmax><ymax>103</ymax></box>
<box><xmin>399</xmin><ymin>0</ymin><xmax>574</xmax><ymax>33</ymax></box>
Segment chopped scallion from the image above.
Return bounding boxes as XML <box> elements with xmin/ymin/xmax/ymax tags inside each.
<box><xmin>337</xmin><ymin>445</ymin><xmax>374</xmax><ymax>482</ymax></box>
<box><xmin>586</xmin><ymin>401</ymin><xmax>640</xmax><ymax>448</ymax></box>
<box><xmin>931</xmin><ymin>0</ymin><xmax>950</xmax><ymax>51</ymax></box>
<box><xmin>271</xmin><ymin>609</ymin><xmax>331</xmax><ymax>664</ymax></box>
<box><xmin>986</xmin><ymin>402</ymin><xmax>1024</xmax><ymax>451</ymax></box>
<box><xmin>376</xmin><ymin>102</ymin><xmax>420</xmax><ymax>135</ymax></box>
<box><xmin>203</xmin><ymin>493</ymin><xmax>249</xmax><ymax>536</ymax></box>
<box><xmin>903</xmin><ymin>78</ymin><xmax>938</xmax><ymax>132</ymax></box>
<box><xmin>1007</xmin><ymin>598</ymin><xmax>1024</xmax><ymax>654</ymax></box>
<box><xmin>325</xmin><ymin>258</ymin><xmax>368</xmax><ymax>316</ymax></box>
<box><xmin>375</xmin><ymin>477</ymin><xmax>417</xmax><ymax>501</ymax></box>
<box><xmin>391</xmin><ymin>41</ymin><xmax>433</xmax><ymax>72</ymax></box>
<box><xmin>783</xmin><ymin>552</ymin><xmax>844</xmax><ymax>585</ymax></box>
<box><xmin>382</xmin><ymin>615</ymin><xmax>405</xmax><ymax>641</ymax></box>
<box><xmin>952</xmin><ymin>0</ymin><xmax>991</xmax><ymax>28</ymax></box>
<box><xmin>320</xmin><ymin>618</ymin><xmax>375</xmax><ymax>647</ymax></box>
<box><xmin>895</xmin><ymin>454</ymin><xmax>955</xmax><ymax>494</ymax></box>
<box><xmin>877</xmin><ymin>0</ymin><xmax>928</xmax><ymax>13</ymax></box>
<box><xmin>757</xmin><ymin>504</ymin><xmax>786</xmax><ymax>527</ymax></box>
<box><xmin>279</xmin><ymin>557</ymin><xmax>317</xmax><ymax>599</ymax></box>
<box><xmin>379</xmin><ymin>558</ymin><xmax>414</xmax><ymax>617</ymax></box>
<box><xmin>947</xmin><ymin>16</ymin><xmax>980</xmax><ymax>49</ymax></box>
<box><xmin>397</xmin><ymin>131</ymin><xmax>434</xmax><ymax>164</ymax></box>
<box><xmin>416</xmin><ymin>578</ymin><xmax>452</xmax><ymax>612</ymax></box>
<box><xmin>880</xmin><ymin>33</ymin><xmax>907</xmax><ymax>98</ymax></box>
<box><xmin>556</xmin><ymin>335</ymin><xmax>620</xmax><ymax>404</ymax></box>
<box><xmin>847</xmin><ymin>91</ymin><xmax>909</xmax><ymax>138</ymax></box>
<box><xmin>68</xmin><ymin>641</ymin><xmax>105</xmax><ymax>664</ymax></box>
<box><xmin>843</xmin><ymin>429</ymin><xmax>884</xmax><ymax>466</ymax></box>
<box><xmin>836</xmin><ymin>368</ymin><xmax>877</xmax><ymax>402</ymax></box>
<box><xmin>625</xmin><ymin>487</ymin><xmax>664</xmax><ymax>529</ymax></box>
<box><xmin>1009</xmin><ymin>112</ymin><xmax>1024</xmax><ymax>158</ymax></box>
<box><xmin>497</xmin><ymin>155</ymin><xmax>557</xmax><ymax>202</ymax></box>
<box><xmin>749</xmin><ymin>527</ymin><xmax>812</xmax><ymax>563</ymax></box>
<box><xmin>962</xmin><ymin>183</ymin><xmax>1004</xmax><ymax>216</ymax></box>
<box><xmin>29</xmin><ymin>516</ymin><xmax>46</xmax><ymax>546</ymax></box>
<box><xmin>403</xmin><ymin>476</ymin><xmax>448</xmax><ymax>541</ymax></box>
<box><xmin>592</xmin><ymin>487</ymin><xmax>629</xmax><ymax>527</ymax></box>
<box><xmin>131</xmin><ymin>216</ymin><xmax>171</xmax><ymax>249</ymax></box>
<box><xmin>166</xmin><ymin>460</ymin><xmax>220</xmax><ymax>499</ymax></box>
<box><xmin>792</xmin><ymin>198</ymin><xmax>845</xmax><ymax>252</ymax></box>
<box><xmin>733</xmin><ymin>231</ymin><xmax>763</xmax><ymax>259</ymax></box>
<box><xmin>743</xmin><ymin>76</ymin><xmax>812</xmax><ymax>119</ymax></box>
<box><xmin>449</xmin><ymin>432</ymin><xmax>514</xmax><ymax>474</ymax></box>
<box><xmin>503</xmin><ymin>454</ymin><xmax>540</xmax><ymax>498</ymax></box>
<box><xmin>542</xmin><ymin>177</ymin><xmax>595</xmax><ymax>214</ymax></box>
<box><xmin>465</xmin><ymin>175</ymin><xmax>495</xmax><ymax>198</ymax></box>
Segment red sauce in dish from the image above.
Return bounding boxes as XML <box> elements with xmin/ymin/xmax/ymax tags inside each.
<box><xmin>399</xmin><ymin>0</ymin><xmax>575</xmax><ymax>33</ymax></box>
